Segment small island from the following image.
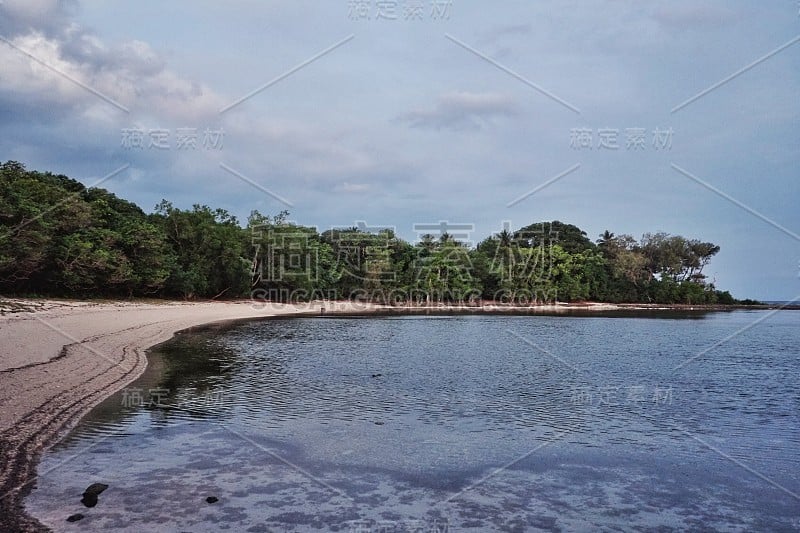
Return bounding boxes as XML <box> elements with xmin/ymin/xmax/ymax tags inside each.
<box><xmin>0</xmin><ymin>161</ymin><xmax>761</xmax><ymax>307</ymax></box>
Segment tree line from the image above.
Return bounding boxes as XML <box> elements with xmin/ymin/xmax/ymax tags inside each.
<box><xmin>0</xmin><ymin>161</ymin><xmax>744</xmax><ymax>305</ymax></box>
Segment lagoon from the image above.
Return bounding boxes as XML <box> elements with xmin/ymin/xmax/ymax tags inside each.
<box><xmin>27</xmin><ymin>312</ymin><xmax>800</xmax><ymax>531</ymax></box>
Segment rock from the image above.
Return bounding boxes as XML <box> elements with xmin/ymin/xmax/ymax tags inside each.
<box><xmin>81</xmin><ymin>494</ymin><xmax>98</xmax><ymax>507</ymax></box>
<box><xmin>371</xmin><ymin>373</ymin><xmax>382</xmax><ymax>378</ymax></box>
<box><xmin>66</xmin><ymin>513</ymin><xmax>84</xmax><ymax>522</ymax></box>
<box><xmin>83</xmin><ymin>483</ymin><xmax>108</xmax><ymax>497</ymax></box>
<box><xmin>374</xmin><ymin>421</ymin><xmax>384</xmax><ymax>425</ymax></box>
<box><xmin>81</xmin><ymin>482</ymin><xmax>108</xmax><ymax>507</ymax></box>
<box><xmin>206</xmin><ymin>496</ymin><xmax>219</xmax><ymax>504</ymax></box>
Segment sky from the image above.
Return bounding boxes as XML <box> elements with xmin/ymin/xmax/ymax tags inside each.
<box><xmin>0</xmin><ymin>0</ymin><xmax>798</xmax><ymax>300</ymax></box>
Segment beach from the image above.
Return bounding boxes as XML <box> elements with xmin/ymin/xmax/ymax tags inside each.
<box><xmin>0</xmin><ymin>299</ymin><xmax>378</xmax><ymax>531</ymax></box>
<box><xmin>0</xmin><ymin>298</ymin><xmax>788</xmax><ymax>531</ymax></box>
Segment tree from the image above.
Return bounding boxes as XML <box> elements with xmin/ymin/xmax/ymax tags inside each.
<box><xmin>640</xmin><ymin>232</ymin><xmax>719</xmax><ymax>283</ymax></box>
<box><xmin>255</xmin><ymin>217</ymin><xmax>336</xmax><ymax>301</ymax></box>
<box><xmin>154</xmin><ymin>202</ymin><xmax>250</xmax><ymax>299</ymax></box>
<box><xmin>597</xmin><ymin>230</ymin><xmax>615</xmax><ymax>248</ymax></box>
<box><xmin>414</xmin><ymin>239</ymin><xmax>479</xmax><ymax>304</ymax></box>
<box><xmin>514</xmin><ymin>221</ymin><xmax>595</xmax><ymax>254</ymax></box>
<box><xmin>0</xmin><ymin>162</ymin><xmax>738</xmax><ymax>305</ymax></box>
<box><xmin>0</xmin><ymin>162</ymin><xmax>89</xmax><ymax>292</ymax></box>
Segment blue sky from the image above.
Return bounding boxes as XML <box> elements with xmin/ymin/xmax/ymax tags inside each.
<box><xmin>1</xmin><ymin>1</ymin><xmax>798</xmax><ymax>300</ymax></box>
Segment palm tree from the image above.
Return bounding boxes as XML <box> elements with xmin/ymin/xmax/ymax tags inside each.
<box><xmin>497</xmin><ymin>228</ymin><xmax>513</xmax><ymax>248</ymax></box>
<box><xmin>419</xmin><ymin>234</ymin><xmax>436</xmax><ymax>251</ymax></box>
<box><xmin>597</xmin><ymin>230</ymin><xmax>615</xmax><ymax>248</ymax></box>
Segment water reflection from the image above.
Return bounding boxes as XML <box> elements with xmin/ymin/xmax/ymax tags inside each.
<box><xmin>28</xmin><ymin>313</ymin><xmax>800</xmax><ymax>531</ymax></box>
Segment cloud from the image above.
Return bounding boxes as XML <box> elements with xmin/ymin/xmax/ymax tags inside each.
<box><xmin>0</xmin><ymin>1</ymin><xmax>399</xmax><ymax>191</ymax></box>
<box><xmin>0</xmin><ymin>2</ymin><xmax>224</xmax><ymax>123</ymax></box>
<box><xmin>0</xmin><ymin>0</ymin><xmax>797</xmax><ymax>299</ymax></box>
<box><xmin>0</xmin><ymin>0</ymin><xmax>76</xmax><ymax>37</ymax></box>
<box><xmin>652</xmin><ymin>5</ymin><xmax>738</xmax><ymax>29</ymax></box>
<box><xmin>478</xmin><ymin>24</ymin><xmax>532</xmax><ymax>46</ymax></box>
<box><xmin>336</xmin><ymin>182</ymin><xmax>372</xmax><ymax>194</ymax></box>
<box><xmin>397</xmin><ymin>91</ymin><xmax>519</xmax><ymax>131</ymax></box>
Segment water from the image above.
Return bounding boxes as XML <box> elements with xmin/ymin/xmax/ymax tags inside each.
<box><xmin>26</xmin><ymin>312</ymin><xmax>800</xmax><ymax>531</ymax></box>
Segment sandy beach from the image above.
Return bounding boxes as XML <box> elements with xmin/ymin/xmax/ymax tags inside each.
<box><xmin>0</xmin><ymin>299</ymin><xmax>379</xmax><ymax>531</ymax></box>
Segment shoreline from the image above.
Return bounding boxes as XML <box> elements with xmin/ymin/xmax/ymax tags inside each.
<box><xmin>0</xmin><ymin>299</ymin><xmax>380</xmax><ymax>532</ymax></box>
<box><xmin>0</xmin><ymin>298</ymin><xmax>794</xmax><ymax>531</ymax></box>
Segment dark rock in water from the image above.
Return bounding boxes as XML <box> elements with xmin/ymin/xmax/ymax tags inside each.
<box><xmin>81</xmin><ymin>494</ymin><xmax>98</xmax><ymax>507</ymax></box>
<box><xmin>81</xmin><ymin>482</ymin><xmax>108</xmax><ymax>507</ymax></box>
<box><xmin>206</xmin><ymin>496</ymin><xmax>219</xmax><ymax>504</ymax></box>
<box><xmin>83</xmin><ymin>483</ymin><xmax>108</xmax><ymax>497</ymax></box>
<box><xmin>374</xmin><ymin>421</ymin><xmax>384</xmax><ymax>425</ymax></box>
<box><xmin>66</xmin><ymin>513</ymin><xmax>84</xmax><ymax>522</ymax></box>
<box><xmin>371</xmin><ymin>373</ymin><xmax>382</xmax><ymax>378</ymax></box>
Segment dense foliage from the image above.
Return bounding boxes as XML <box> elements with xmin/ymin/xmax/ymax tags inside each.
<box><xmin>1</xmin><ymin>161</ymin><xmax>741</xmax><ymax>304</ymax></box>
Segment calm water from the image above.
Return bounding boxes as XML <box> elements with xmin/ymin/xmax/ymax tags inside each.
<box><xmin>27</xmin><ymin>312</ymin><xmax>800</xmax><ymax>531</ymax></box>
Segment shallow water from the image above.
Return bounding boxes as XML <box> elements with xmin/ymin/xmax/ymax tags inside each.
<box><xmin>27</xmin><ymin>312</ymin><xmax>800</xmax><ymax>531</ymax></box>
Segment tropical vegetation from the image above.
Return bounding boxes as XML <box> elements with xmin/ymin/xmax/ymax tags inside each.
<box><xmin>0</xmin><ymin>161</ymin><xmax>742</xmax><ymax>305</ymax></box>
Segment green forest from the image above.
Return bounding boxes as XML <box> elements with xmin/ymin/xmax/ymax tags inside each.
<box><xmin>0</xmin><ymin>161</ymin><xmax>745</xmax><ymax>305</ymax></box>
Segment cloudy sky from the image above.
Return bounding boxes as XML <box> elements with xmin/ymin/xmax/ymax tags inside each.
<box><xmin>1</xmin><ymin>0</ymin><xmax>798</xmax><ymax>300</ymax></box>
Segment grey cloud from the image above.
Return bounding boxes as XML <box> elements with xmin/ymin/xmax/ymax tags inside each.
<box><xmin>0</xmin><ymin>0</ymin><xmax>797</xmax><ymax>299</ymax></box>
<box><xmin>0</xmin><ymin>2</ymin><xmax>223</xmax><ymax>123</ymax></box>
<box><xmin>397</xmin><ymin>91</ymin><xmax>519</xmax><ymax>131</ymax></box>
<box><xmin>652</xmin><ymin>5</ymin><xmax>738</xmax><ymax>29</ymax></box>
<box><xmin>57</xmin><ymin>30</ymin><xmax>167</xmax><ymax>78</ymax></box>
<box><xmin>0</xmin><ymin>0</ymin><xmax>77</xmax><ymax>38</ymax></box>
<box><xmin>478</xmin><ymin>24</ymin><xmax>532</xmax><ymax>46</ymax></box>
